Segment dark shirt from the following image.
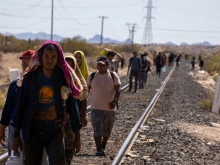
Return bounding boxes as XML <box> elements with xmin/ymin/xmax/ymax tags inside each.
<box><xmin>0</xmin><ymin>79</ymin><xmax>20</xmax><ymax>126</ymax></box>
<box><xmin>129</xmin><ymin>57</ymin><xmax>141</xmax><ymax>71</ymax></box>
<box><xmin>199</xmin><ymin>60</ymin><xmax>204</xmax><ymax>67</ymax></box>
<box><xmin>14</xmin><ymin>66</ymin><xmax>82</xmax><ymax>141</ymax></box>
<box><xmin>37</xmin><ymin>74</ymin><xmax>55</xmax><ymax>112</ymax></box>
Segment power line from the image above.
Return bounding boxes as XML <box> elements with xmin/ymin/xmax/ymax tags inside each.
<box><xmin>139</xmin><ymin>27</ymin><xmax>220</xmax><ymax>34</ymax></box>
<box><xmin>0</xmin><ymin>2</ymin><xmax>142</xmax><ymax>9</ymax></box>
<box><xmin>58</xmin><ymin>0</ymin><xmax>87</xmax><ymax>26</ymax></box>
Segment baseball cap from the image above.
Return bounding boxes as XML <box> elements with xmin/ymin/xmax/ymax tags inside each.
<box><xmin>19</xmin><ymin>50</ymin><xmax>35</xmax><ymax>60</ymax></box>
<box><xmin>97</xmin><ymin>56</ymin><xmax>109</xmax><ymax>65</ymax></box>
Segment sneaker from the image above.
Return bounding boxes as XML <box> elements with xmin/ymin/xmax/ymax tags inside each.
<box><xmin>95</xmin><ymin>150</ymin><xmax>105</xmax><ymax>156</ymax></box>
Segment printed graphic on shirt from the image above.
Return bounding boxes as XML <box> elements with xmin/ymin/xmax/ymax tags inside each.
<box><xmin>38</xmin><ymin>86</ymin><xmax>54</xmax><ymax>104</ymax></box>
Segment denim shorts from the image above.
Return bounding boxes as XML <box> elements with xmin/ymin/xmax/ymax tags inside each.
<box><xmin>91</xmin><ymin>109</ymin><xmax>115</xmax><ymax>137</ymax></box>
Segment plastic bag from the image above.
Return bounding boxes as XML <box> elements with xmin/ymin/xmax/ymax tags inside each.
<box><xmin>161</xmin><ymin>66</ymin><xmax>166</xmax><ymax>72</ymax></box>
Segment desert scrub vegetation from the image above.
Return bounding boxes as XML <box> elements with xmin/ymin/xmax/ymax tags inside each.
<box><xmin>0</xmin><ymin>89</ymin><xmax>7</xmax><ymax>110</ymax></box>
<box><xmin>199</xmin><ymin>94</ymin><xmax>214</xmax><ymax>112</ymax></box>
<box><xmin>207</xmin><ymin>53</ymin><xmax>220</xmax><ymax>78</ymax></box>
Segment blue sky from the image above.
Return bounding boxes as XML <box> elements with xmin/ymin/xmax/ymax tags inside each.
<box><xmin>0</xmin><ymin>0</ymin><xmax>220</xmax><ymax>44</ymax></box>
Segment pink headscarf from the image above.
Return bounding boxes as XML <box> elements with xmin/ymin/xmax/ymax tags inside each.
<box><xmin>25</xmin><ymin>40</ymin><xmax>83</xmax><ymax>98</ymax></box>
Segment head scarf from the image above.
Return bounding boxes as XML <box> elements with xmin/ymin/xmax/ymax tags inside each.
<box><xmin>73</xmin><ymin>50</ymin><xmax>89</xmax><ymax>80</ymax></box>
<box><xmin>25</xmin><ymin>40</ymin><xmax>83</xmax><ymax>98</ymax></box>
<box><xmin>65</xmin><ymin>55</ymin><xmax>88</xmax><ymax>101</ymax></box>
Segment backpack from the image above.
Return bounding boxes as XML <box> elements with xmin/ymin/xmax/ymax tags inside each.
<box><xmin>90</xmin><ymin>71</ymin><xmax>114</xmax><ymax>82</ymax></box>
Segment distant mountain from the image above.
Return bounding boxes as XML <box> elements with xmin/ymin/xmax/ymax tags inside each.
<box><xmin>163</xmin><ymin>42</ymin><xmax>177</xmax><ymax>46</ymax></box>
<box><xmin>180</xmin><ymin>42</ymin><xmax>190</xmax><ymax>46</ymax></box>
<box><xmin>2</xmin><ymin>32</ymin><xmax>215</xmax><ymax>46</ymax></box>
<box><xmin>3</xmin><ymin>32</ymin><xmax>124</xmax><ymax>43</ymax></box>
<box><xmin>194</xmin><ymin>41</ymin><xmax>212</xmax><ymax>46</ymax></box>
<box><xmin>87</xmin><ymin>34</ymin><xmax>121</xmax><ymax>44</ymax></box>
<box><xmin>4</xmin><ymin>32</ymin><xmax>64</xmax><ymax>41</ymax></box>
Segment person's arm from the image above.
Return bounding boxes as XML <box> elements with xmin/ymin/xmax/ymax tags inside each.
<box><xmin>79</xmin><ymin>99</ymin><xmax>88</xmax><ymax>127</ymax></box>
<box><xmin>13</xmin><ymin>76</ymin><xmax>29</xmax><ymax>132</ymax></box>
<box><xmin>108</xmin><ymin>84</ymin><xmax>120</xmax><ymax>109</ymax></box>
<box><xmin>127</xmin><ymin>58</ymin><xmax>131</xmax><ymax>75</ymax></box>
<box><xmin>0</xmin><ymin>81</ymin><xmax>17</xmax><ymax>145</ymax></box>
<box><xmin>75</xmin><ymin>66</ymin><xmax>88</xmax><ymax>127</ymax></box>
<box><xmin>0</xmin><ymin>81</ymin><xmax>16</xmax><ymax>126</ymax></box>
<box><xmin>108</xmin><ymin>73</ymin><xmax>121</xmax><ymax>109</ymax></box>
<box><xmin>139</xmin><ymin>58</ymin><xmax>142</xmax><ymax>70</ymax></box>
<box><xmin>13</xmin><ymin>74</ymin><xmax>30</xmax><ymax>152</ymax></box>
<box><xmin>114</xmin><ymin>51</ymin><xmax>123</xmax><ymax>63</ymax></box>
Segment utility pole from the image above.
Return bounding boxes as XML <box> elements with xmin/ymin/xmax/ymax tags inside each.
<box><xmin>142</xmin><ymin>0</ymin><xmax>155</xmax><ymax>45</ymax></box>
<box><xmin>98</xmin><ymin>16</ymin><xmax>108</xmax><ymax>45</ymax></box>
<box><xmin>51</xmin><ymin>0</ymin><xmax>54</xmax><ymax>40</ymax></box>
<box><xmin>126</xmin><ymin>23</ymin><xmax>137</xmax><ymax>49</ymax></box>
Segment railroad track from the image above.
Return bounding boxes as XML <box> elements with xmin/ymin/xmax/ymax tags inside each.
<box><xmin>112</xmin><ymin>64</ymin><xmax>176</xmax><ymax>164</ymax></box>
<box><xmin>0</xmin><ymin>68</ymin><xmax>168</xmax><ymax>165</ymax></box>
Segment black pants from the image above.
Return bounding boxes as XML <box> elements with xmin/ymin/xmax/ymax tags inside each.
<box><xmin>156</xmin><ymin>64</ymin><xmax>162</xmax><ymax>77</ymax></box>
<box><xmin>129</xmin><ymin>70</ymin><xmax>139</xmax><ymax>92</ymax></box>
<box><xmin>24</xmin><ymin>119</ymin><xmax>65</xmax><ymax>165</ymax></box>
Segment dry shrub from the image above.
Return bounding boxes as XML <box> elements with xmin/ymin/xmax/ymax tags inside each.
<box><xmin>207</xmin><ymin>54</ymin><xmax>220</xmax><ymax>76</ymax></box>
<box><xmin>199</xmin><ymin>94</ymin><xmax>214</xmax><ymax>112</ymax></box>
<box><xmin>0</xmin><ymin>89</ymin><xmax>6</xmax><ymax>110</ymax></box>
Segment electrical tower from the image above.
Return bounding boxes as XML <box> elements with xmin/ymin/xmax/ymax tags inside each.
<box><xmin>98</xmin><ymin>16</ymin><xmax>108</xmax><ymax>45</ymax></box>
<box><xmin>142</xmin><ymin>0</ymin><xmax>154</xmax><ymax>45</ymax></box>
<box><xmin>126</xmin><ymin>23</ymin><xmax>137</xmax><ymax>49</ymax></box>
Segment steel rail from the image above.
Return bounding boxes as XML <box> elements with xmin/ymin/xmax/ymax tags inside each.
<box><xmin>112</xmin><ymin>64</ymin><xmax>176</xmax><ymax>165</ymax></box>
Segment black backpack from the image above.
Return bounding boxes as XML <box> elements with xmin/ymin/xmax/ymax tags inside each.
<box><xmin>90</xmin><ymin>71</ymin><xmax>114</xmax><ymax>82</ymax></box>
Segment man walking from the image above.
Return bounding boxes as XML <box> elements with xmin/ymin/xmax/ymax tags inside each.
<box><xmin>12</xmin><ymin>40</ymin><xmax>83</xmax><ymax>165</ymax></box>
<box><xmin>87</xmin><ymin>56</ymin><xmax>121</xmax><ymax>156</ymax></box>
<box><xmin>127</xmin><ymin>51</ymin><xmax>141</xmax><ymax>93</ymax></box>
<box><xmin>0</xmin><ymin>50</ymin><xmax>35</xmax><ymax>156</ymax></box>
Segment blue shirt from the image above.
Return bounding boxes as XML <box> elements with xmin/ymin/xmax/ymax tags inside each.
<box><xmin>36</xmin><ymin>74</ymin><xmax>55</xmax><ymax>112</ymax></box>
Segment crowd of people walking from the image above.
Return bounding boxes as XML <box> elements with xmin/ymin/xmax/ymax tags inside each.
<box><xmin>0</xmin><ymin>41</ymin><xmax>205</xmax><ymax>164</ymax></box>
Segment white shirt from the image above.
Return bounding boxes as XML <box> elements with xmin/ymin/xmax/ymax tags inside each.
<box><xmin>87</xmin><ymin>70</ymin><xmax>121</xmax><ymax>111</ymax></box>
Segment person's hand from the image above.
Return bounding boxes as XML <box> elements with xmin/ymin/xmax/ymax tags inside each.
<box><xmin>108</xmin><ymin>100</ymin><xmax>116</xmax><ymax>109</ymax></box>
<box><xmin>80</xmin><ymin>115</ymin><xmax>88</xmax><ymax>127</ymax></box>
<box><xmin>73</xmin><ymin>132</ymin><xmax>81</xmax><ymax>155</ymax></box>
<box><xmin>12</xmin><ymin>136</ymin><xmax>22</xmax><ymax>152</ymax></box>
